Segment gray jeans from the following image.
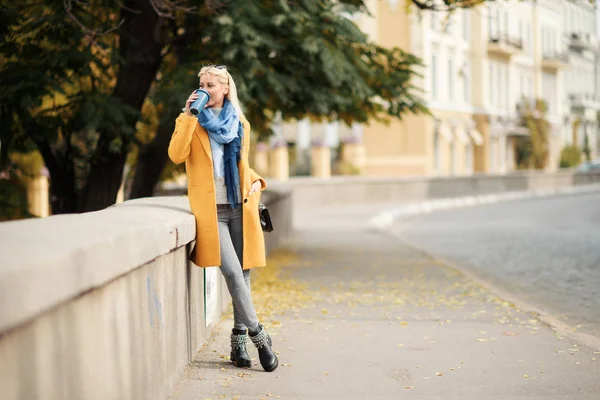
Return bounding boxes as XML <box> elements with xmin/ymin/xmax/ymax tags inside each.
<box><xmin>217</xmin><ymin>204</ymin><xmax>259</xmax><ymax>332</ymax></box>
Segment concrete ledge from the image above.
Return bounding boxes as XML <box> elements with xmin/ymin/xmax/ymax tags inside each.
<box><xmin>0</xmin><ymin>188</ymin><xmax>293</xmax><ymax>400</ymax></box>
<box><xmin>0</xmin><ymin>196</ymin><xmax>196</xmax><ymax>334</ymax></box>
<box><xmin>288</xmin><ymin>170</ymin><xmax>600</xmax><ymax>211</ymax></box>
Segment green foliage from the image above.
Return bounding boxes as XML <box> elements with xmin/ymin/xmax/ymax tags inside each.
<box><xmin>582</xmin><ymin>132</ymin><xmax>591</xmax><ymax>162</ymax></box>
<box><xmin>515</xmin><ymin>98</ymin><xmax>549</xmax><ymax>169</ymax></box>
<box><xmin>514</xmin><ymin>136</ymin><xmax>532</xmax><ymax>169</ymax></box>
<box><xmin>559</xmin><ymin>145</ymin><xmax>582</xmax><ymax>168</ymax></box>
<box><xmin>149</xmin><ymin>0</ymin><xmax>427</xmax><ymax>141</ymax></box>
<box><xmin>1</xmin><ymin>0</ymin><xmax>440</xmax><ymax>211</ymax></box>
<box><xmin>0</xmin><ymin>159</ymin><xmax>33</xmax><ymax>221</ymax></box>
<box><xmin>0</xmin><ymin>178</ymin><xmax>29</xmax><ymax>221</ymax></box>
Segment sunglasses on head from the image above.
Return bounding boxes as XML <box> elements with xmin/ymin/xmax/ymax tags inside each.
<box><xmin>215</xmin><ymin>65</ymin><xmax>227</xmax><ymax>70</ymax></box>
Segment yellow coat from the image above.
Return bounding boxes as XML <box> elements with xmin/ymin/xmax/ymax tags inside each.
<box><xmin>168</xmin><ymin>113</ymin><xmax>267</xmax><ymax>269</ymax></box>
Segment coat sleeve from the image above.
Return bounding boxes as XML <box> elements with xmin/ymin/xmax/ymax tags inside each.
<box><xmin>242</xmin><ymin>119</ymin><xmax>267</xmax><ymax>191</ymax></box>
<box><xmin>168</xmin><ymin>113</ymin><xmax>198</xmax><ymax>164</ymax></box>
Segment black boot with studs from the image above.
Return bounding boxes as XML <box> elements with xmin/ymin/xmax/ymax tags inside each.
<box><xmin>249</xmin><ymin>324</ymin><xmax>278</xmax><ymax>372</ymax></box>
<box><xmin>230</xmin><ymin>329</ymin><xmax>252</xmax><ymax>368</ymax></box>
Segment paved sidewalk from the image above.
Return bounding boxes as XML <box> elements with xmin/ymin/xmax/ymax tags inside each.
<box><xmin>170</xmin><ymin>206</ymin><xmax>600</xmax><ymax>400</ymax></box>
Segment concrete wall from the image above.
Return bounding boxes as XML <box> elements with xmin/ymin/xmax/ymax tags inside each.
<box><xmin>0</xmin><ymin>189</ymin><xmax>292</xmax><ymax>400</ymax></box>
<box><xmin>288</xmin><ymin>170</ymin><xmax>600</xmax><ymax>211</ymax></box>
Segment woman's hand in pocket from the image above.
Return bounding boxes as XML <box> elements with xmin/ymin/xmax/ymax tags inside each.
<box><xmin>248</xmin><ymin>180</ymin><xmax>262</xmax><ymax>197</ymax></box>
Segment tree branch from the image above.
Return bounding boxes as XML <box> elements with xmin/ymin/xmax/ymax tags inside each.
<box><xmin>410</xmin><ymin>0</ymin><xmax>490</xmax><ymax>12</ymax></box>
<box><xmin>148</xmin><ymin>0</ymin><xmax>198</xmax><ymax>19</ymax></box>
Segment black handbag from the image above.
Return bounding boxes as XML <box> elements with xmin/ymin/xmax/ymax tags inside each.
<box><xmin>258</xmin><ymin>202</ymin><xmax>273</xmax><ymax>232</ymax></box>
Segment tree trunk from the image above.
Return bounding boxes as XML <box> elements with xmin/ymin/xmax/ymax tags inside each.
<box><xmin>79</xmin><ymin>0</ymin><xmax>167</xmax><ymax>212</ymax></box>
<box><xmin>128</xmin><ymin>111</ymin><xmax>179</xmax><ymax>199</ymax></box>
<box><xmin>36</xmin><ymin>141</ymin><xmax>79</xmax><ymax>214</ymax></box>
<box><xmin>79</xmin><ymin>135</ymin><xmax>128</xmax><ymax>212</ymax></box>
<box><xmin>49</xmin><ymin>177</ymin><xmax>79</xmax><ymax>214</ymax></box>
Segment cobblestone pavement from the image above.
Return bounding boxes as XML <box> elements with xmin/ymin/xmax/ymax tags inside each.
<box><xmin>389</xmin><ymin>191</ymin><xmax>600</xmax><ymax>337</ymax></box>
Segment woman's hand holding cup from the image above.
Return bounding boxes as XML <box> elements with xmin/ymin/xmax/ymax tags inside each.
<box><xmin>185</xmin><ymin>91</ymin><xmax>199</xmax><ymax>116</ymax></box>
<box><xmin>186</xmin><ymin>89</ymin><xmax>211</xmax><ymax>116</ymax></box>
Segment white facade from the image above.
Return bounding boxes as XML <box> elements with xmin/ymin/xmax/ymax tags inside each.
<box><xmin>277</xmin><ymin>0</ymin><xmax>600</xmax><ymax>177</ymax></box>
<box><xmin>562</xmin><ymin>0</ymin><xmax>600</xmax><ymax>158</ymax></box>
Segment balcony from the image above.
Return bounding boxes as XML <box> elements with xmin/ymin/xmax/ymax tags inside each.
<box><xmin>488</xmin><ymin>34</ymin><xmax>523</xmax><ymax>58</ymax></box>
<box><xmin>541</xmin><ymin>51</ymin><xmax>570</xmax><ymax>71</ymax></box>
<box><xmin>568</xmin><ymin>93</ymin><xmax>600</xmax><ymax>111</ymax></box>
<box><xmin>568</xmin><ymin>32</ymin><xmax>599</xmax><ymax>53</ymax></box>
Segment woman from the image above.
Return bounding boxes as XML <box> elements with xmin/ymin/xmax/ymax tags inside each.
<box><xmin>168</xmin><ymin>65</ymin><xmax>278</xmax><ymax>372</ymax></box>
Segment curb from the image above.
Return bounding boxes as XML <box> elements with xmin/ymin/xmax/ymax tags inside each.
<box><xmin>368</xmin><ymin>183</ymin><xmax>600</xmax><ymax>230</ymax></box>
<box><xmin>369</xmin><ymin>183</ymin><xmax>600</xmax><ymax>351</ymax></box>
<box><xmin>386</xmin><ymin>233</ymin><xmax>600</xmax><ymax>352</ymax></box>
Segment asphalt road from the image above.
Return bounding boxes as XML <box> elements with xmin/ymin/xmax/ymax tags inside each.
<box><xmin>390</xmin><ymin>191</ymin><xmax>600</xmax><ymax>337</ymax></box>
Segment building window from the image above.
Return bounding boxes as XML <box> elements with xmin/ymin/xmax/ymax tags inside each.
<box><xmin>433</xmin><ymin>129</ymin><xmax>440</xmax><ymax>173</ymax></box>
<box><xmin>488</xmin><ymin>6</ymin><xmax>498</xmax><ymax>39</ymax></box>
<box><xmin>450</xmin><ymin>141</ymin><xmax>456</xmax><ymax>175</ymax></box>
<box><xmin>489</xmin><ymin>63</ymin><xmax>494</xmax><ymax>105</ymax></box>
<box><xmin>519</xmin><ymin>71</ymin><xmax>524</xmax><ymax>99</ymax></box>
<box><xmin>465</xmin><ymin>141</ymin><xmax>473</xmax><ymax>174</ymax></box>
<box><xmin>448</xmin><ymin>59</ymin><xmax>454</xmax><ymax>101</ymax></box>
<box><xmin>525</xmin><ymin>24</ymin><xmax>533</xmax><ymax>54</ymax></box>
<box><xmin>543</xmin><ymin>72</ymin><xmax>557</xmax><ymax>115</ymax></box>
<box><xmin>443</xmin><ymin>15</ymin><xmax>453</xmax><ymax>35</ymax></box>
<box><xmin>462</xmin><ymin>9</ymin><xmax>470</xmax><ymax>41</ymax></box>
<box><xmin>502</xmin><ymin>65</ymin><xmax>508</xmax><ymax>109</ymax></box>
<box><xmin>490</xmin><ymin>137</ymin><xmax>497</xmax><ymax>173</ymax></box>
<box><xmin>497</xmin><ymin>64</ymin><xmax>502</xmax><ymax>108</ymax></box>
<box><xmin>463</xmin><ymin>61</ymin><xmax>470</xmax><ymax>103</ymax></box>
<box><xmin>489</xmin><ymin>62</ymin><xmax>501</xmax><ymax>107</ymax></box>
<box><xmin>431</xmin><ymin>54</ymin><xmax>437</xmax><ymax>99</ymax></box>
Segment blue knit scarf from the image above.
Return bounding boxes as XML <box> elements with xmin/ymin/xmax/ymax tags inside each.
<box><xmin>196</xmin><ymin>99</ymin><xmax>244</xmax><ymax>209</ymax></box>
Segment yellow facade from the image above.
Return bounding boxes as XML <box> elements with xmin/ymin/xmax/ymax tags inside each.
<box><xmin>358</xmin><ymin>0</ymin><xmax>584</xmax><ymax>177</ymax></box>
<box><xmin>273</xmin><ymin>0</ymin><xmax>596</xmax><ymax>179</ymax></box>
<box><xmin>361</xmin><ymin>1</ymin><xmax>481</xmax><ymax>177</ymax></box>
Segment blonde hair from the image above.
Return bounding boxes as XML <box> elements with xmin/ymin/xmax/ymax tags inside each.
<box><xmin>198</xmin><ymin>65</ymin><xmax>245</xmax><ymax>120</ymax></box>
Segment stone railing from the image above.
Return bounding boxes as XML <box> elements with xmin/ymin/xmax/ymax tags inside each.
<box><xmin>287</xmin><ymin>170</ymin><xmax>600</xmax><ymax>211</ymax></box>
<box><xmin>0</xmin><ymin>187</ymin><xmax>292</xmax><ymax>400</ymax></box>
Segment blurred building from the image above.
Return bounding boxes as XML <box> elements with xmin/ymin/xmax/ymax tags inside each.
<box><xmin>562</xmin><ymin>0</ymin><xmax>600</xmax><ymax>154</ymax></box>
<box><xmin>277</xmin><ymin>0</ymin><xmax>600</xmax><ymax>176</ymax></box>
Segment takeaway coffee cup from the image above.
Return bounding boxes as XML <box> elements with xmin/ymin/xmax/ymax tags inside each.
<box><xmin>189</xmin><ymin>89</ymin><xmax>211</xmax><ymax>115</ymax></box>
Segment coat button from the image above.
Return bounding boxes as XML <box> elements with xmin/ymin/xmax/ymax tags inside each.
<box><xmin>244</xmin><ymin>199</ymin><xmax>248</xmax><ymax>203</ymax></box>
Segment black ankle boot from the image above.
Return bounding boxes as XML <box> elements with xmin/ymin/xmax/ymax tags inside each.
<box><xmin>230</xmin><ymin>329</ymin><xmax>252</xmax><ymax>368</ymax></box>
<box><xmin>249</xmin><ymin>325</ymin><xmax>278</xmax><ymax>372</ymax></box>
